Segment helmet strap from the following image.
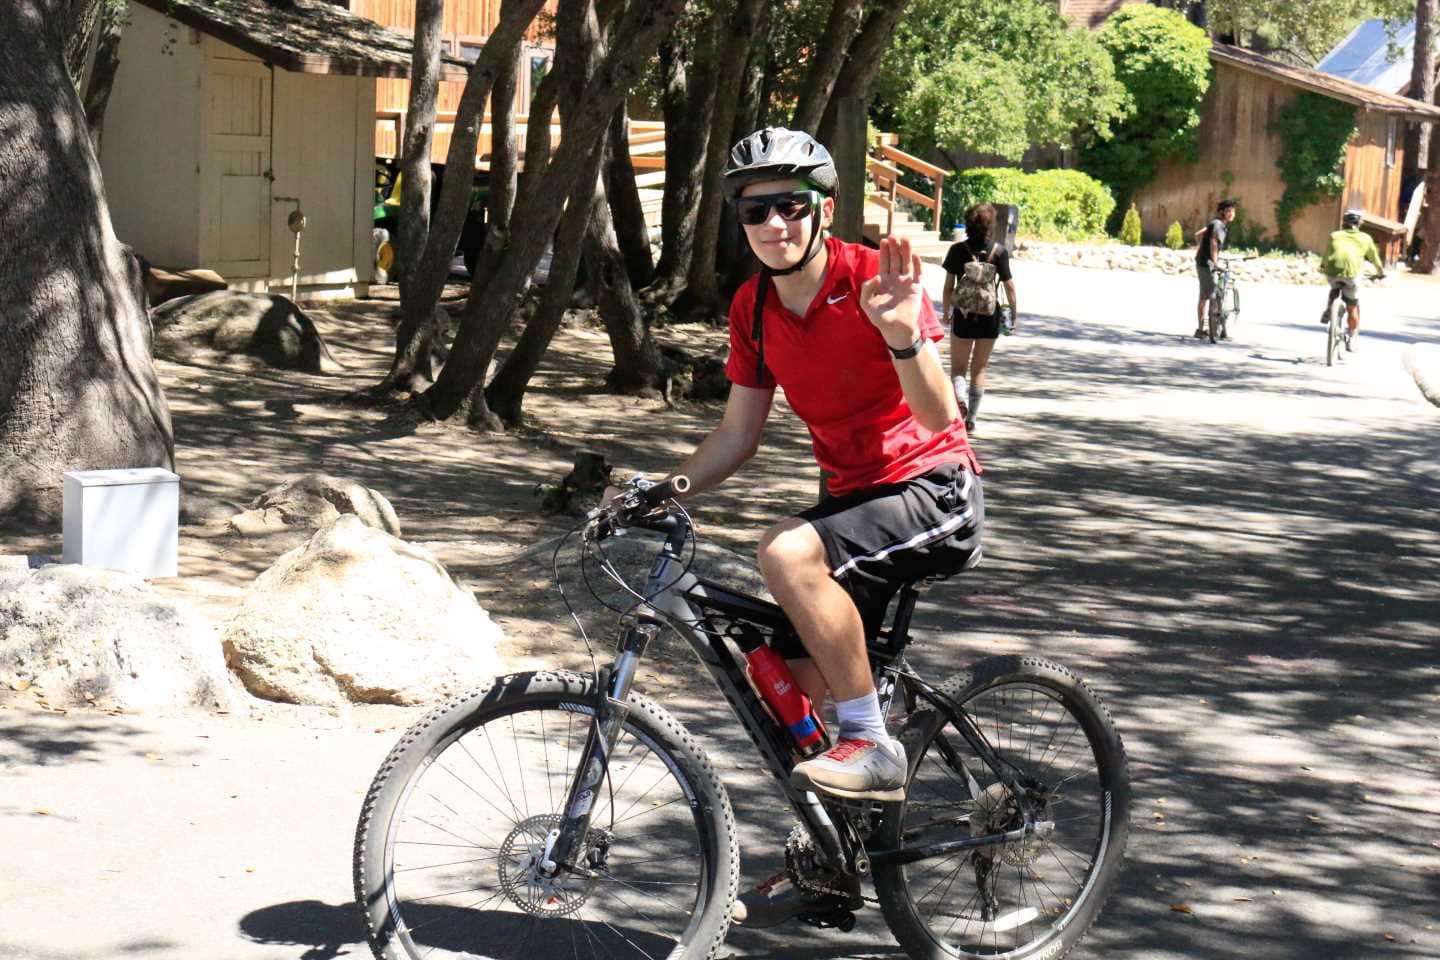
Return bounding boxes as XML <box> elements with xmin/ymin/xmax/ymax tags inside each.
<box><xmin>771</xmin><ymin>208</ymin><xmax>826</xmax><ymax>277</ymax></box>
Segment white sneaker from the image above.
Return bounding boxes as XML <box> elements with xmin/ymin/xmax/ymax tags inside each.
<box><xmin>790</xmin><ymin>737</ymin><xmax>908</xmax><ymax>802</ymax></box>
<box><xmin>1345</xmin><ymin>331</ymin><xmax>1357</xmax><ymax>352</ymax></box>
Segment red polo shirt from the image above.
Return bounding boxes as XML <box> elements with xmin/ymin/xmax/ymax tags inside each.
<box><xmin>726</xmin><ymin>236</ymin><xmax>980</xmax><ymax>497</ymax></box>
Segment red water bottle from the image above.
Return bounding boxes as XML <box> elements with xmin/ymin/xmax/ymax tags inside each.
<box><xmin>743</xmin><ymin>644</ymin><xmax>828</xmax><ymax>756</ymax></box>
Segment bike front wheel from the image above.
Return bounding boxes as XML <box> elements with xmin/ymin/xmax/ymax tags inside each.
<box><xmin>354</xmin><ymin>671</ymin><xmax>739</xmax><ymax>960</ymax></box>
<box><xmin>875</xmin><ymin>656</ymin><xmax>1129</xmax><ymax>960</ymax></box>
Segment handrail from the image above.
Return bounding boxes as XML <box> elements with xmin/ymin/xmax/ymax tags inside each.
<box><xmin>865</xmin><ymin>133</ymin><xmax>949</xmax><ymax>233</ymax></box>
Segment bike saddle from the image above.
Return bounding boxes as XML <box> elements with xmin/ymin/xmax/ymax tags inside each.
<box><xmin>920</xmin><ymin>544</ymin><xmax>984</xmax><ymax>585</ymax></box>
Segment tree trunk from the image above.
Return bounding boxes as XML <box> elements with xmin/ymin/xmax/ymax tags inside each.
<box><xmin>606</xmin><ymin>103</ymin><xmax>655</xmax><ymax>289</ymax></box>
<box><xmin>81</xmin><ymin>0</ymin><xmax>126</xmax><ymax>153</ymax></box>
<box><xmin>419</xmin><ymin>0</ymin><xmax>688</xmax><ymax>424</ymax></box>
<box><xmin>372</xmin><ymin>0</ymin><xmax>547</xmax><ymax>396</ymax></box>
<box><xmin>789</xmin><ymin>0</ymin><xmax>866</xmax><ymax>135</ymax></box>
<box><xmin>676</xmin><ymin>0</ymin><xmax>764</xmax><ymax>323</ymax></box>
<box><xmin>588</xmin><ymin>133</ymin><xmax>668</xmax><ymax>394</ymax></box>
<box><xmin>63</xmin><ymin>0</ymin><xmax>104</xmax><ymax>87</ymax></box>
<box><xmin>1407</xmin><ymin>0</ymin><xmax>1437</xmax><ymax>177</ymax></box>
<box><xmin>486</xmin><ymin>146</ymin><xmax>604</xmax><ymax>425</ymax></box>
<box><xmin>650</xmin><ymin>29</ymin><xmax>719</xmax><ymax>302</ymax></box>
<box><xmin>1419</xmin><ymin>170</ymin><xmax>1440</xmax><ymax>274</ymax></box>
<box><xmin>380</xmin><ymin>0</ymin><xmax>447</xmax><ymax>393</ymax></box>
<box><xmin>815</xmin><ymin>0</ymin><xmax>910</xmax><ymax>146</ymax></box>
<box><xmin>475</xmin><ymin>45</ymin><xmax>521</xmax><ymax>295</ymax></box>
<box><xmin>1</xmin><ymin>0</ymin><xmax>174</xmax><ymax>520</ymax></box>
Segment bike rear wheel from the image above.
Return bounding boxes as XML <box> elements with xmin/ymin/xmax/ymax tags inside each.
<box><xmin>1226</xmin><ymin>283</ymin><xmax>1240</xmax><ymax>333</ymax></box>
<box><xmin>875</xmin><ymin>656</ymin><xmax>1129</xmax><ymax>960</ymax></box>
<box><xmin>1207</xmin><ymin>292</ymin><xmax>1222</xmax><ymax>343</ymax></box>
<box><xmin>1326</xmin><ymin>300</ymin><xmax>1343</xmax><ymax>366</ymax></box>
<box><xmin>354</xmin><ymin>671</ymin><xmax>739</xmax><ymax>960</ymax></box>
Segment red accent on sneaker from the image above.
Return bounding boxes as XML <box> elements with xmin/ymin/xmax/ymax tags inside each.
<box><xmin>822</xmin><ymin>738</ymin><xmax>877</xmax><ymax>763</ymax></box>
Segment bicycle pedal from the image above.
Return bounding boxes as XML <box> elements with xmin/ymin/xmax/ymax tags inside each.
<box><xmin>798</xmin><ymin>907</ymin><xmax>856</xmax><ymax>932</ymax></box>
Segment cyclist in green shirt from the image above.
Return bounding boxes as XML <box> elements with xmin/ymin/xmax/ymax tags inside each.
<box><xmin>1320</xmin><ymin>209</ymin><xmax>1385</xmax><ymax>352</ymax></box>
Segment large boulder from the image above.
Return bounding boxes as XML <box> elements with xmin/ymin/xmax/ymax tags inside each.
<box><xmin>0</xmin><ymin>563</ymin><xmax>234</xmax><ymax>710</ymax></box>
<box><xmin>228</xmin><ymin>474</ymin><xmax>402</xmax><ymax>537</ymax></box>
<box><xmin>151</xmin><ymin>291</ymin><xmax>344</xmax><ymax>373</ymax></box>
<box><xmin>221</xmin><ymin>517</ymin><xmax>503</xmax><ymax>706</ymax></box>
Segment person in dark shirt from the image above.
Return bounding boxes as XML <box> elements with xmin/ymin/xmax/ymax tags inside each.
<box><xmin>942</xmin><ymin>203</ymin><xmax>1016</xmax><ymax>433</ymax></box>
<box><xmin>1193</xmin><ymin>199</ymin><xmax>1236</xmax><ymax>338</ymax></box>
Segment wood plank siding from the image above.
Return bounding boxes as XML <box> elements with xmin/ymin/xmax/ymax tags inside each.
<box><xmin>1133</xmin><ymin>61</ymin><xmax>1405</xmax><ymax>254</ymax></box>
<box><xmin>350</xmin><ymin>0</ymin><xmax>558</xmax><ymax>166</ymax></box>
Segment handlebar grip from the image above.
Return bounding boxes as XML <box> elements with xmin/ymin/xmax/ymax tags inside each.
<box><xmin>640</xmin><ymin>475</ymin><xmax>691</xmax><ymax>508</ymax></box>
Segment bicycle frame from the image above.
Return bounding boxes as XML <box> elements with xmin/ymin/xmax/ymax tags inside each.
<box><xmin>541</xmin><ymin>513</ymin><xmax>1047</xmax><ymax>886</ymax></box>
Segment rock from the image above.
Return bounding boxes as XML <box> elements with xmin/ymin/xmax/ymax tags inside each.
<box><xmin>1404</xmin><ymin>344</ymin><xmax>1440</xmax><ymax>409</ymax></box>
<box><xmin>228</xmin><ymin>474</ymin><xmax>401</xmax><ymax>537</ymax></box>
<box><xmin>152</xmin><ymin>291</ymin><xmax>344</xmax><ymax>373</ymax></box>
<box><xmin>144</xmin><ymin>266</ymin><xmax>228</xmax><ymax>306</ymax></box>
<box><xmin>0</xmin><ymin>564</ymin><xmax>234</xmax><ymax>710</ymax></box>
<box><xmin>221</xmin><ymin>517</ymin><xmax>503</xmax><ymax>705</ymax></box>
<box><xmin>538</xmin><ymin>451</ymin><xmax>613</xmax><ymax>516</ymax></box>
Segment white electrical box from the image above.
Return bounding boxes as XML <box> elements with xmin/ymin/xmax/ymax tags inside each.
<box><xmin>63</xmin><ymin>468</ymin><xmax>180</xmax><ymax>578</ymax></box>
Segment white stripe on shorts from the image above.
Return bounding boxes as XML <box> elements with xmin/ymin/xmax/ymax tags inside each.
<box><xmin>829</xmin><ymin>470</ymin><xmax>976</xmax><ymax>580</ymax></box>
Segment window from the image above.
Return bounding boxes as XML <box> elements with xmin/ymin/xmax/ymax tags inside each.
<box><xmin>1385</xmin><ymin>117</ymin><xmax>1397</xmax><ymax>168</ymax></box>
<box><xmin>457</xmin><ymin>40</ymin><xmax>483</xmax><ymax>65</ymax></box>
<box><xmin>530</xmin><ymin>55</ymin><xmax>550</xmax><ymax>98</ymax></box>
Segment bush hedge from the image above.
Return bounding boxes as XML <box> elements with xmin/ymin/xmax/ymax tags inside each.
<box><xmin>1165</xmin><ymin>220</ymin><xmax>1184</xmax><ymax>249</ymax></box>
<box><xmin>942</xmin><ymin>168</ymin><xmax>1115</xmax><ymax>241</ymax></box>
<box><xmin>1119</xmin><ymin>204</ymin><xmax>1142</xmax><ymax>245</ymax></box>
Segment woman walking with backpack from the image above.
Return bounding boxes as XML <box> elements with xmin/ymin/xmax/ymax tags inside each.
<box><xmin>943</xmin><ymin>203</ymin><xmax>1016</xmax><ymax>433</ymax></box>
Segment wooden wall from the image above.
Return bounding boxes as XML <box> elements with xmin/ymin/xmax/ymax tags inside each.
<box><xmin>350</xmin><ymin>0</ymin><xmax>558</xmax><ymax>165</ymax></box>
<box><xmin>1133</xmin><ymin>61</ymin><xmax>1406</xmax><ymax>254</ymax></box>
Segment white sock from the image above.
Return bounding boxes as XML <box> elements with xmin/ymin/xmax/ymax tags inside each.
<box><xmin>952</xmin><ymin>376</ymin><xmax>968</xmax><ymax>407</ymax></box>
<box><xmin>835</xmin><ymin>691</ymin><xmax>888</xmax><ymax>743</ymax></box>
<box><xmin>968</xmin><ymin>386</ymin><xmax>983</xmax><ymax>420</ymax></box>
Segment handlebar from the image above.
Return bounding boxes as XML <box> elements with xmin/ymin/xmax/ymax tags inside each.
<box><xmin>587</xmin><ymin>475</ymin><xmax>692</xmax><ymax>539</ymax></box>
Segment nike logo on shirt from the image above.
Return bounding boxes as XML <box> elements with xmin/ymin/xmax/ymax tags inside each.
<box><xmin>826</xmin><ymin>293</ymin><xmax>849</xmax><ymax>305</ymax></box>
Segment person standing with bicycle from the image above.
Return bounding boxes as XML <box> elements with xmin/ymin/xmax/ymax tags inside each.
<box><xmin>1194</xmin><ymin>199</ymin><xmax>1236</xmax><ymax>339</ymax></box>
<box><xmin>1320</xmin><ymin>208</ymin><xmax>1385</xmax><ymax>352</ymax></box>
<box><xmin>943</xmin><ymin>203</ymin><xmax>1016</xmax><ymax>433</ymax></box>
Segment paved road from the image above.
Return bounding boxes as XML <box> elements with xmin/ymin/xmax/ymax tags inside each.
<box><xmin>3</xmin><ymin>261</ymin><xmax>1437</xmax><ymax>959</ymax></box>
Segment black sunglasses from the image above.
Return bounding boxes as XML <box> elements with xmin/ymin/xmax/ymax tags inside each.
<box><xmin>734</xmin><ymin>190</ymin><xmax>819</xmax><ymax>226</ymax></box>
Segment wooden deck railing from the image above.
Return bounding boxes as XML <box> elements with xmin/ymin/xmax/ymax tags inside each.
<box><xmin>376</xmin><ymin>112</ymin><xmax>666</xmax><ymax>171</ymax></box>
<box><xmin>866</xmin><ymin>134</ymin><xmax>948</xmax><ymax>233</ymax></box>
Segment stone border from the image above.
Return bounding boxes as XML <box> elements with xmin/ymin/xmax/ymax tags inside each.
<box><xmin>1014</xmin><ymin>241</ymin><xmax>1328</xmax><ymax>287</ymax></box>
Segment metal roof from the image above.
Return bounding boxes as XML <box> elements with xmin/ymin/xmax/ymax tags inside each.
<box><xmin>1317</xmin><ymin>18</ymin><xmax>1416</xmax><ymax>95</ymax></box>
<box><xmin>131</xmin><ymin>0</ymin><xmax>469</xmax><ymax>78</ymax></box>
<box><xmin>1212</xmin><ymin>43</ymin><xmax>1440</xmax><ymax>123</ymax></box>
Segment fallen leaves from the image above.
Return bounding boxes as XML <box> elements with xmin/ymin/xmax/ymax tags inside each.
<box><xmin>1170</xmin><ymin>903</ymin><xmax>1194</xmax><ymax>915</ymax></box>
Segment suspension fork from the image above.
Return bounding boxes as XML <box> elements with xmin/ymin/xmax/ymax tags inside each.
<box><xmin>542</xmin><ymin>619</ymin><xmax>661</xmax><ymax>876</ymax></box>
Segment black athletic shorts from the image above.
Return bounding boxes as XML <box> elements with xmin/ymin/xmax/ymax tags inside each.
<box><xmin>771</xmin><ymin>463</ymin><xmax>984</xmax><ymax>659</ymax></box>
<box><xmin>952</xmin><ymin>310</ymin><xmax>1002</xmax><ymax>340</ymax></box>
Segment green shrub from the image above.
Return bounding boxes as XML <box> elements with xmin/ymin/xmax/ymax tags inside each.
<box><xmin>1119</xmin><ymin>204</ymin><xmax>1142</xmax><ymax>245</ymax></box>
<box><xmin>942</xmin><ymin>168</ymin><xmax>1116</xmax><ymax>241</ymax></box>
<box><xmin>1165</xmin><ymin>220</ymin><xmax>1184</xmax><ymax>249</ymax></box>
<box><xmin>1079</xmin><ymin>5</ymin><xmax>1213</xmax><ymax>205</ymax></box>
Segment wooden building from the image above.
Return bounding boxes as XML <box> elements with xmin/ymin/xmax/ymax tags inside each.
<box><xmin>1133</xmin><ymin>44</ymin><xmax>1440</xmax><ymax>259</ymax></box>
<box><xmin>100</xmin><ymin>0</ymin><xmax>452</xmax><ymax>298</ymax></box>
<box><xmin>345</xmin><ymin>0</ymin><xmax>561</xmax><ymax>164</ymax></box>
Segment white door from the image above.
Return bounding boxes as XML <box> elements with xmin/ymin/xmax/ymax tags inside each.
<box><xmin>201</xmin><ymin>50</ymin><xmax>272</xmax><ymax>278</ymax></box>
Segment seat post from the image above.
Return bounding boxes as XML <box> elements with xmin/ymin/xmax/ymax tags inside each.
<box><xmin>887</xmin><ymin>583</ymin><xmax>922</xmax><ymax>646</ymax></box>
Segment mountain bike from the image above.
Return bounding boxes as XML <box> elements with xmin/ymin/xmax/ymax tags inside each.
<box><xmin>1324</xmin><ymin>289</ymin><xmax>1346</xmax><ymax>367</ymax></box>
<box><xmin>353</xmin><ymin>477</ymin><xmax>1131</xmax><ymax>960</ymax></box>
<box><xmin>1206</xmin><ymin>256</ymin><xmax>1251</xmax><ymax>344</ymax></box>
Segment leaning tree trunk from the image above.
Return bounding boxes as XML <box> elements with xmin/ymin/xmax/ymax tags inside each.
<box><xmin>372</xmin><ymin>0</ymin><xmax>547</xmax><ymax>396</ymax></box>
<box><xmin>606</xmin><ymin>103</ymin><xmax>655</xmax><ymax>289</ymax></box>
<box><xmin>81</xmin><ymin>0</ymin><xmax>126</xmax><ymax>152</ymax></box>
<box><xmin>789</xmin><ymin>0</ymin><xmax>866</xmax><ymax>135</ymax></box>
<box><xmin>1</xmin><ymin>0</ymin><xmax>174</xmax><ymax>520</ymax></box>
<box><xmin>419</xmin><ymin>0</ymin><xmax>688</xmax><ymax>425</ymax></box>
<box><xmin>649</xmin><ymin>30</ymin><xmax>719</xmax><ymax>302</ymax></box>
<box><xmin>485</xmin><ymin>145</ymin><xmax>604</xmax><ymax>425</ymax></box>
<box><xmin>676</xmin><ymin>0</ymin><xmax>764</xmax><ymax>324</ymax></box>
<box><xmin>815</xmin><ymin>0</ymin><xmax>910</xmax><ymax>147</ymax></box>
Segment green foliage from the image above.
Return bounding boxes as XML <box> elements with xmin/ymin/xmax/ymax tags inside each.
<box><xmin>1226</xmin><ymin>205</ymin><xmax>1272</xmax><ymax>250</ymax></box>
<box><xmin>1161</xmin><ymin>0</ymin><xmax>1413</xmax><ymax>66</ymax></box>
<box><xmin>944</xmin><ymin>168</ymin><xmax>1116</xmax><ymax>241</ymax></box>
<box><xmin>1165</xmin><ymin>220</ymin><xmax>1185</xmax><ymax>249</ymax></box>
<box><xmin>1079</xmin><ymin>5</ymin><xmax>1213</xmax><ymax>204</ymax></box>
<box><xmin>1119</xmin><ymin>205</ymin><xmax>1143</xmax><ymax>245</ymax></box>
<box><xmin>874</xmin><ymin>0</ymin><xmax>1128</xmax><ymax>162</ymax></box>
<box><xmin>1269</xmin><ymin>92</ymin><xmax>1356</xmax><ymax>247</ymax></box>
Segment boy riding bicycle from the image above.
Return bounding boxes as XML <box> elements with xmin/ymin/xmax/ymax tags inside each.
<box><xmin>1320</xmin><ymin>208</ymin><xmax>1386</xmax><ymax>352</ymax></box>
<box><xmin>614</xmin><ymin>127</ymin><xmax>982</xmax><ymax>925</ymax></box>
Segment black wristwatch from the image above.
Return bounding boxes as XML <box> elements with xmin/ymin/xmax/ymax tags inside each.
<box><xmin>887</xmin><ymin>333</ymin><xmax>925</xmax><ymax>360</ymax></box>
